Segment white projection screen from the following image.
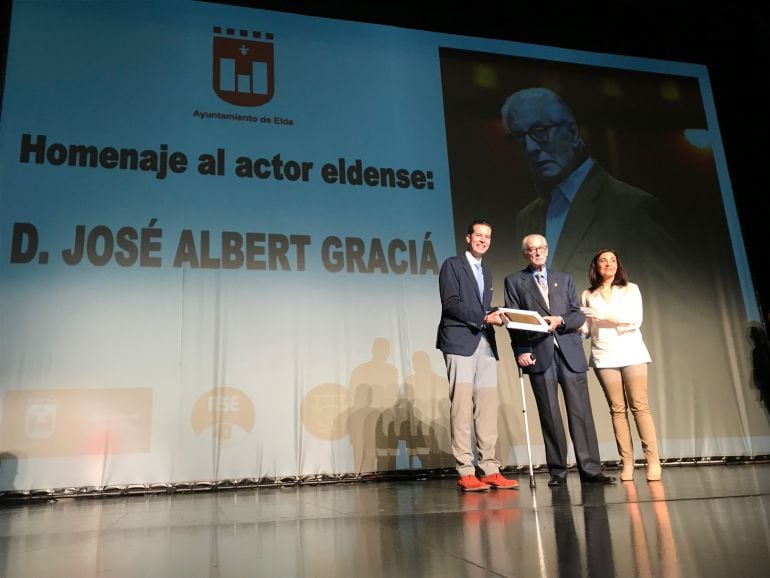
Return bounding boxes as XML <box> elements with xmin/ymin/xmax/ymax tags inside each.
<box><xmin>0</xmin><ymin>0</ymin><xmax>767</xmax><ymax>492</ymax></box>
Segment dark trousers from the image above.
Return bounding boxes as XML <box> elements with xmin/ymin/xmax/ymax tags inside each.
<box><xmin>529</xmin><ymin>347</ymin><xmax>602</xmax><ymax>478</ymax></box>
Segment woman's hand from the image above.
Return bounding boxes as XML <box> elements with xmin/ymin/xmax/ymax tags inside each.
<box><xmin>581</xmin><ymin>306</ymin><xmax>602</xmax><ymax>320</ymax></box>
<box><xmin>581</xmin><ymin>306</ymin><xmax>618</xmax><ymax>325</ymax></box>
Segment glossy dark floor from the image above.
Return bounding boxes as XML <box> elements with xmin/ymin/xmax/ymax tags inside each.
<box><xmin>1</xmin><ymin>464</ymin><xmax>769</xmax><ymax>577</ymax></box>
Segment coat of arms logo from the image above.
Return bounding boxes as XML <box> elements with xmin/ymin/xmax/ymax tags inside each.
<box><xmin>212</xmin><ymin>26</ymin><xmax>275</xmax><ymax>106</ymax></box>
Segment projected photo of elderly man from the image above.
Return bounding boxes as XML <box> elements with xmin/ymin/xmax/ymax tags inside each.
<box><xmin>500</xmin><ymin>87</ymin><xmax>675</xmax><ymax>286</ymax></box>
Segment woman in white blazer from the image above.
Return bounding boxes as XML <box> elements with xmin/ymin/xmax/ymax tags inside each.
<box><xmin>581</xmin><ymin>249</ymin><xmax>661</xmax><ymax>482</ymax></box>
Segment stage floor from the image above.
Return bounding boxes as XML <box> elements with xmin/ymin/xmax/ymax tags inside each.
<box><xmin>1</xmin><ymin>464</ymin><xmax>769</xmax><ymax>577</ymax></box>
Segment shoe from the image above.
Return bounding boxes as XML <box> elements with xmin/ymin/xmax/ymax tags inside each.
<box><xmin>581</xmin><ymin>473</ymin><xmax>616</xmax><ymax>484</ymax></box>
<box><xmin>480</xmin><ymin>472</ymin><xmax>520</xmax><ymax>490</ymax></box>
<box><xmin>646</xmin><ymin>462</ymin><xmax>662</xmax><ymax>482</ymax></box>
<box><xmin>457</xmin><ymin>475</ymin><xmax>490</xmax><ymax>492</ymax></box>
<box><xmin>620</xmin><ymin>461</ymin><xmax>635</xmax><ymax>482</ymax></box>
<box><xmin>548</xmin><ymin>475</ymin><xmax>566</xmax><ymax>487</ymax></box>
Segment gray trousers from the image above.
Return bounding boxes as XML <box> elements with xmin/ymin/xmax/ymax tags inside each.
<box><xmin>444</xmin><ymin>337</ymin><xmax>501</xmax><ymax>477</ymax></box>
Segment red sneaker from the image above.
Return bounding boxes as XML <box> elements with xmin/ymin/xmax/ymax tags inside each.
<box><xmin>457</xmin><ymin>475</ymin><xmax>490</xmax><ymax>492</ymax></box>
<box><xmin>480</xmin><ymin>472</ymin><xmax>520</xmax><ymax>489</ymax></box>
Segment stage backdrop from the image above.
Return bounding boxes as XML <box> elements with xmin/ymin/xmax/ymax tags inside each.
<box><xmin>0</xmin><ymin>0</ymin><xmax>767</xmax><ymax>492</ymax></box>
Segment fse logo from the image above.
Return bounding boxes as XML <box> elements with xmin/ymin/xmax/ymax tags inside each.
<box><xmin>191</xmin><ymin>386</ymin><xmax>256</xmax><ymax>440</ymax></box>
<box><xmin>212</xmin><ymin>26</ymin><xmax>275</xmax><ymax>107</ymax></box>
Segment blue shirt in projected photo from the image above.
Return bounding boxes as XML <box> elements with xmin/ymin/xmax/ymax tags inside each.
<box><xmin>546</xmin><ymin>157</ymin><xmax>594</xmax><ymax>266</ymax></box>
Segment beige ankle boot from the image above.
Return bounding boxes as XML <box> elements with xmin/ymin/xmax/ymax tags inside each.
<box><xmin>620</xmin><ymin>461</ymin><xmax>635</xmax><ymax>481</ymax></box>
<box><xmin>646</xmin><ymin>461</ymin><xmax>662</xmax><ymax>481</ymax></box>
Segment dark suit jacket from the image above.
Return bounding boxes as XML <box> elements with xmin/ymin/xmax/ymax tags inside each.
<box><xmin>436</xmin><ymin>254</ymin><xmax>498</xmax><ymax>359</ymax></box>
<box><xmin>515</xmin><ymin>162</ymin><xmax>675</xmax><ymax>290</ymax></box>
<box><xmin>503</xmin><ymin>268</ymin><xmax>587</xmax><ymax>374</ymax></box>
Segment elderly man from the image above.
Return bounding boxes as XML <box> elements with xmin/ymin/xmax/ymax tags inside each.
<box><xmin>500</xmin><ymin>87</ymin><xmax>674</xmax><ymax>285</ymax></box>
<box><xmin>504</xmin><ymin>234</ymin><xmax>615</xmax><ymax>485</ymax></box>
<box><xmin>437</xmin><ymin>220</ymin><xmax>519</xmax><ymax>491</ymax></box>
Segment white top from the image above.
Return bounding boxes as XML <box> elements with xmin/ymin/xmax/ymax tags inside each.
<box><xmin>580</xmin><ymin>282</ymin><xmax>651</xmax><ymax>368</ymax></box>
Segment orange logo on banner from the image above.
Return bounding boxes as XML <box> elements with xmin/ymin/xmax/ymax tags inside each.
<box><xmin>0</xmin><ymin>388</ymin><xmax>153</xmax><ymax>458</ymax></box>
<box><xmin>301</xmin><ymin>383</ymin><xmax>350</xmax><ymax>441</ymax></box>
<box><xmin>191</xmin><ymin>386</ymin><xmax>256</xmax><ymax>440</ymax></box>
<box><xmin>212</xmin><ymin>26</ymin><xmax>275</xmax><ymax>107</ymax></box>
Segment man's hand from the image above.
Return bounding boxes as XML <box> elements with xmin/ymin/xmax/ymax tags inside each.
<box><xmin>543</xmin><ymin>315</ymin><xmax>563</xmax><ymax>332</ymax></box>
<box><xmin>517</xmin><ymin>352</ymin><xmax>536</xmax><ymax>367</ymax></box>
<box><xmin>484</xmin><ymin>311</ymin><xmax>507</xmax><ymax>326</ymax></box>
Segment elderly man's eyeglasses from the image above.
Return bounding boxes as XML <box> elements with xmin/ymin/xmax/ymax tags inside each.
<box><xmin>525</xmin><ymin>246</ymin><xmax>548</xmax><ymax>255</ymax></box>
<box><xmin>507</xmin><ymin>122</ymin><xmax>567</xmax><ymax>147</ymax></box>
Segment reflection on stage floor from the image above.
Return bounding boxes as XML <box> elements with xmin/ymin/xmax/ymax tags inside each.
<box><xmin>1</xmin><ymin>464</ymin><xmax>769</xmax><ymax>577</ymax></box>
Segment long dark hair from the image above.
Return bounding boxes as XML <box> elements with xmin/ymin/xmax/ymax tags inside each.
<box><xmin>588</xmin><ymin>249</ymin><xmax>628</xmax><ymax>291</ymax></box>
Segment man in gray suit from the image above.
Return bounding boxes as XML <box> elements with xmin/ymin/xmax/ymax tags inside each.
<box><xmin>437</xmin><ymin>220</ymin><xmax>518</xmax><ymax>491</ymax></box>
<box><xmin>504</xmin><ymin>233</ymin><xmax>615</xmax><ymax>486</ymax></box>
